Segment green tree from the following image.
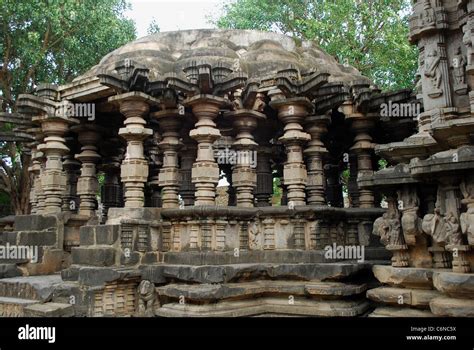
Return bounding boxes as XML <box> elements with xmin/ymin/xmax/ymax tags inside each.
<box><xmin>212</xmin><ymin>0</ymin><xmax>417</xmax><ymax>90</ymax></box>
<box><xmin>147</xmin><ymin>17</ymin><xmax>160</xmax><ymax>35</ymax></box>
<box><xmin>0</xmin><ymin>0</ymin><xmax>136</xmax><ymax>214</ymax></box>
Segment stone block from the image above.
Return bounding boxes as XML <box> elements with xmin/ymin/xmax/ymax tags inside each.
<box><xmin>24</xmin><ymin>302</ymin><xmax>75</xmax><ymax>317</ymax></box>
<box><xmin>17</xmin><ymin>230</ymin><xmax>57</xmax><ymax>246</ymax></box>
<box><xmin>14</xmin><ymin>215</ymin><xmax>58</xmax><ymax>231</ymax></box>
<box><xmin>372</xmin><ymin>265</ymin><xmax>434</xmax><ymax>289</ymax></box>
<box><xmin>95</xmin><ymin>225</ymin><xmax>119</xmax><ymax>245</ymax></box>
<box><xmin>79</xmin><ymin>226</ymin><xmax>95</xmax><ymax>246</ymax></box>
<box><xmin>0</xmin><ymin>264</ymin><xmax>22</xmax><ymax>278</ymax></box>
<box><xmin>0</xmin><ymin>297</ymin><xmax>38</xmax><ymax>317</ymax></box>
<box><xmin>71</xmin><ymin>247</ymin><xmax>116</xmax><ymax>267</ymax></box>
<box><xmin>433</xmin><ymin>271</ymin><xmax>474</xmax><ymax>299</ymax></box>
<box><xmin>368</xmin><ymin>306</ymin><xmax>435</xmax><ymax>317</ymax></box>
<box><xmin>157</xmin><ymin>297</ymin><xmax>369</xmax><ymax>317</ymax></box>
<box><xmin>430</xmin><ymin>296</ymin><xmax>474</xmax><ymax>317</ymax></box>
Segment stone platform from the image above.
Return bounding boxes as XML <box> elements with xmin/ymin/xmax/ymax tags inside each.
<box><xmin>367</xmin><ymin>265</ymin><xmax>441</xmax><ymax>317</ymax></box>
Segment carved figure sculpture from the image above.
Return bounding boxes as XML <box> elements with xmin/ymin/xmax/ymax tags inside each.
<box><xmin>136</xmin><ymin>280</ymin><xmax>156</xmax><ymax>317</ymax></box>
<box><xmin>424</xmin><ymin>49</ymin><xmax>442</xmax><ymax>96</ymax></box>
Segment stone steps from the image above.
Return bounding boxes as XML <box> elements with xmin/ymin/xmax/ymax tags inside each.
<box><xmin>0</xmin><ymin>275</ymin><xmax>62</xmax><ymax>301</ymax></box>
<box><xmin>430</xmin><ymin>296</ymin><xmax>474</xmax><ymax>317</ymax></box>
<box><xmin>0</xmin><ymin>296</ymin><xmax>38</xmax><ymax>317</ymax></box>
<box><xmin>141</xmin><ymin>262</ymin><xmax>372</xmax><ymax>284</ymax></box>
<box><xmin>157</xmin><ymin>280</ymin><xmax>367</xmax><ymax>302</ymax></box>
<box><xmin>160</xmin><ymin>248</ymin><xmax>391</xmax><ymax>265</ymax></box>
<box><xmin>157</xmin><ymin>296</ymin><xmax>370</xmax><ymax>317</ymax></box>
<box><xmin>367</xmin><ymin>286</ymin><xmax>440</xmax><ymax>309</ymax></box>
<box><xmin>23</xmin><ymin>302</ymin><xmax>74</xmax><ymax>317</ymax></box>
<box><xmin>368</xmin><ymin>306</ymin><xmax>436</xmax><ymax>317</ymax></box>
<box><xmin>0</xmin><ymin>274</ymin><xmax>75</xmax><ymax>317</ymax></box>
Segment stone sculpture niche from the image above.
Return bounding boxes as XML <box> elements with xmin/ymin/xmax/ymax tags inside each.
<box><xmin>373</xmin><ymin>194</ymin><xmax>409</xmax><ymax>267</ymax></box>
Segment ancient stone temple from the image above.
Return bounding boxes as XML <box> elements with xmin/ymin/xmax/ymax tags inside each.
<box><xmin>0</xmin><ymin>0</ymin><xmax>473</xmax><ymax>318</ymax></box>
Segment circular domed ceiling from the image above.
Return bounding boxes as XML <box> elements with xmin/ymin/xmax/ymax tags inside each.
<box><xmin>77</xmin><ymin>29</ymin><xmax>372</xmax><ymax>86</ymax></box>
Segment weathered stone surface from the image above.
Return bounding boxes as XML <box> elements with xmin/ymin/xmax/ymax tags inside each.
<box><xmin>430</xmin><ymin>297</ymin><xmax>474</xmax><ymax>317</ymax></box>
<box><xmin>372</xmin><ymin>265</ymin><xmax>434</xmax><ymax>289</ymax></box>
<box><xmin>0</xmin><ymin>296</ymin><xmax>38</xmax><ymax>317</ymax></box>
<box><xmin>13</xmin><ymin>215</ymin><xmax>58</xmax><ymax>231</ymax></box>
<box><xmin>71</xmin><ymin>247</ymin><xmax>116</xmax><ymax>266</ymax></box>
<box><xmin>433</xmin><ymin>271</ymin><xmax>474</xmax><ymax>299</ymax></box>
<box><xmin>95</xmin><ymin>225</ymin><xmax>119</xmax><ymax>245</ymax></box>
<box><xmin>161</xmin><ymin>250</ymin><xmax>327</xmax><ymax>265</ymax></box>
<box><xmin>17</xmin><ymin>230</ymin><xmax>57</xmax><ymax>246</ymax></box>
<box><xmin>106</xmin><ymin>208</ymin><xmax>161</xmax><ymax>225</ymax></box>
<box><xmin>0</xmin><ymin>264</ymin><xmax>23</xmax><ymax>278</ymax></box>
<box><xmin>367</xmin><ymin>286</ymin><xmax>440</xmax><ymax>308</ymax></box>
<box><xmin>142</xmin><ymin>262</ymin><xmax>370</xmax><ymax>284</ymax></box>
<box><xmin>161</xmin><ymin>249</ymin><xmax>390</xmax><ymax>265</ymax></box>
<box><xmin>157</xmin><ymin>297</ymin><xmax>370</xmax><ymax>317</ymax></box>
<box><xmin>24</xmin><ymin>302</ymin><xmax>74</xmax><ymax>317</ymax></box>
<box><xmin>61</xmin><ymin>265</ymin><xmax>140</xmax><ymax>287</ymax></box>
<box><xmin>79</xmin><ymin>226</ymin><xmax>95</xmax><ymax>246</ymax></box>
<box><xmin>157</xmin><ymin>280</ymin><xmax>366</xmax><ymax>301</ymax></box>
<box><xmin>0</xmin><ymin>275</ymin><xmax>62</xmax><ymax>301</ymax></box>
<box><xmin>368</xmin><ymin>306</ymin><xmax>435</xmax><ymax>317</ymax></box>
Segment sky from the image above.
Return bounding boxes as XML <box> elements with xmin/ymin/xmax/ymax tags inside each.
<box><xmin>125</xmin><ymin>0</ymin><xmax>223</xmax><ymax>38</ymax></box>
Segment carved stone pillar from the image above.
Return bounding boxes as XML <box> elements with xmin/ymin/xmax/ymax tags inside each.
<box><xmin>324</xmin><ymin>162</ymin><xmax>344</xmax><ymax>208</ymax></box>
<box><xmin>421</xmin><ymin>177</ymin><xmax>467</xmax><ymax>271</ymax></box>
<box><xmin>28</xmin><ymin>144</ymin><xmax>42</xmax><ymax>214</ymax></box>
<box><xmin>255</xmin><ymin>144</ymin><xmax>273</xmax><ymax>207</ymax></box>
<box><xmin>441</xmin><ymin>179</ymin><xmax>470</xmax><ymax>273</ymax></box>
<box><xmin>185</xmin><ymin>95</ymin><xmax>229</xmax><ymax>206</ymax></box>
<box><xmin>147</xmin><ymin>130</ymin><xmax>162</xmax><ymax>208</ymax></box>
<box><xmin>35</xmin><ymin>155</ymin><xmax>47</xmax><ymax>214</ymax></box>
<box><xmin>347</xmin><ymin>153</ymin><xmax>360</xmax><ymax>207</ymax></box>
<box><xmin>100</xmin><ymin>138</ymin><xmax>124</xmax><ymax>217</ymax></box>
<box><xmin>72</xmin><ymin>125</ymin><xmax>101</xmax><ymax>217</ymax></box>
<box><xmin>226</xmin><ymin>109</ymin><xmax>265</xmax><ymax>207</ymax></box>
<box><xmin>36</xmin><ymin>115</ymin><xmax>70</xmax><ymax>214</ymax></box>
<box><xmin>62</xmin><ymin>154</ymin><xmax>81</xmax><ymax>213</ymax></box>
<box><xmin>270</xmin><ymin>97</ymin><xmax>311</xmax><ymax>206</ymax></box>
<box><xmin>153</xmin><ymin>109</ymin><xmax>183</xmax><ymax>208</ymax></box>
<box><xmin>179</xmin><ymin>133</ymin><xmax>196</xmax><ymax>206</ymax></box>
<box><xmin>373</xmin><ymin>193</ymin><xmax>409</xmax><ymax>267</ymax></box>
<box><xmin>460</xmin><ymin>174</ymin><xmax>474</xmax><ymax>271</ymax></box>
<box><xmin>348</xmin><ymin>111</ymin><xmax>376</xmax><ymax>208</ymax></box>
<box><xmin>397</xmin><ymin>184</ymin><xmax>432</xmax><ymax>267</ymax></box>
<box><xmin>304</xmin><ymin>115</ymin><xmax>330</xmax><ymax>205</ymax></box>
<box><xmin>110</xmin><ymin>92</ymin><xmax>155</xmax><ymax>208</ymax></box>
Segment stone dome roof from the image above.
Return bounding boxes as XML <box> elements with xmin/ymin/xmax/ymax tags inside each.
<box><xmin>76</xmin><ymin>29</ymin><xmax>372</xmax><ymax>86</ymax></box>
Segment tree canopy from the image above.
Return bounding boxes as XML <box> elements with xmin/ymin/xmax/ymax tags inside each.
<box><xmin>212</xmin><ymin>0</ymin><xmax>417</xmax><ymax>90</ymax></box>
<box><xmin>0</xmin><ymin>0</ymin><xmax>137</xmax><ymax>214</ymax></box>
